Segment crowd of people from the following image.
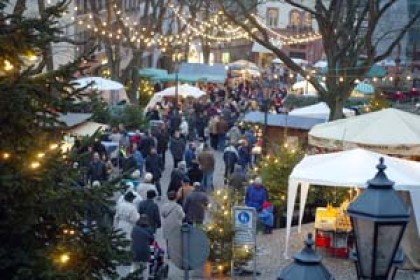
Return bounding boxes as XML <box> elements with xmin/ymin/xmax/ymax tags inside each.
<box><xmin>71</xmin><ymin>80</ymin><xmax>281</xmax><ymax>276</ymax></box>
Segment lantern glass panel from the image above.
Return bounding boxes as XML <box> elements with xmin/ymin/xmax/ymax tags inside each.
<box><xmin>375</xmin><ymin>224</ymin><xmax>404</xmax><ymax>276</ymax></box>
<box><xmin>353</xmin><ymin>218</ymin><xmax>374</xmax><ymax>276</ymax></box>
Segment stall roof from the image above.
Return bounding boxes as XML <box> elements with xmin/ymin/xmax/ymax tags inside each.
<box><xmin>138</xmin><ymin>68</ymin><xmax>168</xmax><ymax>79</ymax></box>
<box><xmin>242</xmin><ymin>112</ymin><xmax>325</xmax><ymax>130</ymax></box>
<box><xmin>179</xmin><ymin>63</ymin><xmax>227</xmax><ymax>83</ymax></box>
<box><xmin>57</xmin><ymin>113</ymin><xmax>92</xmax><ymax>128</ymax></box>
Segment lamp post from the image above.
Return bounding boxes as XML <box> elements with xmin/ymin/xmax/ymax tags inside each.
<box><xmin>173</xmin><ymin>52</ymin><xmax>182</xmax><ymax>111</ymax></box>
<box><xmin>347</xmin><ymin>158</ymin><xmax>410</xmax><ymax>280</ymax></box>
<box><xmin>277</xmin><ymin>233</ymin><xmax>335</xmax><ymax>280</ymax></box>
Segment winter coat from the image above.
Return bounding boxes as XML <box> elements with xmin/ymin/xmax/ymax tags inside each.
<box><xmin>145</xmin><ymin>154</ymin><xmax>162</xmax><ymax>180</ymax></box>
<box><xmin>161</xmin><ymin>201</ymin><xmax>185</xmax><ymax>240</ymax></box>
<box><xmin>227</xmin><ymin>126</ymin><xmax>242</xmax><ymax>145</ymax></box>
<box><xmin>208</xmin><ymin>118</ymin><xmax>218</xmax><ymax>134</ymax></box>
<box><xmin>180</xmin><ymin>120</ymin><xmax>189</xmax><ymax>136</ymax></box>
<box><xmin>223</xmin><ymin>146</ymin><xmax>239</xmax><ymax>168</ymax></box>
<box><xmin>238</xmin><ymin>146</ymin><xmax>251</xmax><ymax>167</ymax></box>
<box><xmin>156</xmin><ymin>131</ymin><xmax>169</xmax><ymax>154</ymax></box>
<box><xmin>216</xmin><ymin>118</ymin><xmax>229</xmax><ymax>134</ymax></box>
<box><xmin>137</xmin><ymin>182</ymin><xmax>157</xmax><ymax>200</ymax></box>
<box><xmin>183</xmin><ymin>189</ymin><xmax>209</xmax><ymax>224</ymax></box>
<box><xmin>245</xmin><ymin>185</ymin><xmax>268</xmax><ymax>212</ymax></box>
<box><xmin>184</xmin><ymin>148</ymin><xmax>196</xmax><ymax>168</ymax></box>
<box><xmin>139</xmin><ymin>136</ymin><xmax>155</xmax><ymax>158</ymax></box>
<box><xmin>114</xmin><ymin>200</ymin><xmax>140</xmax><ymax>240</ymax></box>
<box><xmin>131</xmin><ymin>225</ymin><xmax>154</xmax><ymax>262</ymax></box>
<box><xmin>229</xmin><ymin>166</ymin><xmax>248</xmax><ymax>190</ymax></box>
<box><xmin>138</xmin><ymin>199</ymin><xmax>161</xmax><ymax>232</ymax></box>
<box><xmin>87</xmin><ymin>160</ymin><xmax>108</xmax><ymax>183</ymax></box>
<box><xmin>187</xmin><ymin>165</ymin><xmax>203</xmax><ymax>184</ymax></box>
<box><xmin>197</xmin><ymin>150</ymin><xmax>215</xmax><ymax>172</ymax></box>
<box><xmin>132</xmin><ymin>150</ymin><xmax>144</xmax><ymax>171</ymax></box>
<box><xmin>167</xmin><ymin>168</ymin><xmax>185</xmax><ymax>193</ymax></box>
<box><xmin>170</xmin><ymin>137</ymin><xmax>186</xmax><ymax>161</ymax></box>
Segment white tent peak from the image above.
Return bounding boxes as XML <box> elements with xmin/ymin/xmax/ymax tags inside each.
<box><xmin>73</xmin><ymin>76</ymin><xmax>124</xmax><ymax>91</ymax></box>
<box><xmin>285</xmin><ymin>148</ymin><xmax>420</xmax><ymax>257</ymax></box>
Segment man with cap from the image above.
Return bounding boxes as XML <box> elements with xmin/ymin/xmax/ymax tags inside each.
<box><xmin>137</xmin><ymin>189</ymin><xmax>161</xmax><ymax>233</ymax></box>
<box><xmin>167</xmin><ymin>161</ymin><xmax>187</xmax><ymax>194</ymax></box>
<box><xmin>245</xmin><ymin>177</ymin><xmax>268</xmax><ymax>212</ymax></box>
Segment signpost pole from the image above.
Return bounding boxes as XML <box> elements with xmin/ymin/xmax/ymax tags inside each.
<box><xmin>181</xmin><ymin>224</ymin><xmax>190</xmax><ymax>280</ymax></box>
<box><xmin>253</xmin><ymin>233</ymin><xmax>257</xmax><ymax>280</ymax></box>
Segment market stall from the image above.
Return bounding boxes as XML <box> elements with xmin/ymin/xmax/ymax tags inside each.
<box><xmin>72</xmin><ymin>76</ymin><xmax>129</xmax><ymax>105</ymax></box>
<box><xmin>284</xmin><ymin>148</ymin><xmax>420</xmax><ymax>259</ymax></box>
<box><xmin>309</xmin><ymin>108</ymin><xmax>420</xmax><ymax>157</ymax></box>
<box><xmin>145</xmin><ymin>84</ymin><xmax>206</xmax><ymax>111</ymax></box>
<box><xmin>289</xmin><ymin>102</ymin><xmax>355</xmax><ymax>121</ymax></box>
<box><xmin>291</xmin><ymin>80</ymin><xmax>326</xmax><ymax>96</ymax></box>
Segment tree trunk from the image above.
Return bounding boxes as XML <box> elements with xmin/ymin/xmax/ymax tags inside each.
<box><xmin>327</xmin><ymin>96</ymin><xmax>345</xmax><ymax>120</ymax></box>
<box><xmin>126</xmin><ymin>50</ymin><xmax>142</xmax><ymax>104</ymax></box>
<box><xmin>202</xmin><ymin>41</ymin><xmax>210</xmax><ymax>64</ymax></box>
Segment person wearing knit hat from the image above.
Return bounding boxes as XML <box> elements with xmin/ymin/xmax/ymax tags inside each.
<box><xmin>259</xmin><ymin>201</ymin><xmax>274</xmax><ymax>234</ymax></box>
<box><xmin>245</xmin><ymin>177</ymin><xmax>268</xmax><ymax>212</ymax></box>
<box><xmin>137</xmin><ymin>172</ymin><xmax>157</xmax><ymax>200</ymax></box>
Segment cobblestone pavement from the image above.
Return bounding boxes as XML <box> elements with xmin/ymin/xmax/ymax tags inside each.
<box><xmin>116</xmin><ymin>148</ymin><xmax>420</xmax><ymax>280</ymax></box>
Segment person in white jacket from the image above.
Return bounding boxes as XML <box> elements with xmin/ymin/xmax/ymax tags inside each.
<box><xmin>180</xmin><ymin>116</ymin><xmax>189</xmax><ymax>139</ymax></box>
<box><xmin>161</xmin><ymin>191</ymin><xmax>185</xmax><ymax>258</ymax></box>
<box><xmin>117</xmin><ymin>182</ymin><xmax>142</xmax><ymax>208</ymax></box>
<box><xmin>114</xmin><ymin>191</ymin><xmax>140</xmax><ymax>240</ymax></box>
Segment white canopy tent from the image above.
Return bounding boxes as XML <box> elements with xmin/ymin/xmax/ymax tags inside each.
<box><xmin>313</xmin><ymin>60</ymin><xmax>328</xmax><ymax>68</ymax></box>
<box><xmin>309</xmin><ymin>108</ymin><xmax>420</xmax><ymax>156</ymax></box>
<box><xmin>291</xmin><ymin>80</ymin><xmax>326</xmax><ymax>95</ymax></box>
<box><xmin>145</xmin><ymin>85</ymin><xmax>206</xmax><ymax>111</ymax></box>
<box><xmin>72</xmin><ymin>76</ymin><xmax>129</xmax><ymax>105</ymax></box>
<box><xmin>69</xmin><ymin>121</ymin><xmax>105</xmax><ymax>137</ymax></box>
<box><xmin>289</xmin><ymin>102</ymin><xmax>355</xmax><ymax>121</ymax></box>
<box><xmin>285</xmin><ymin>148</ymin><xmax>420</xmax><ymax>257</ymax></box>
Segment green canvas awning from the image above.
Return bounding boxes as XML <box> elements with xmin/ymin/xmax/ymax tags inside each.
<box><xmin>320</xmin><ymin>64</ymin><xmax>387</xmax><ymax>78</ymax></box>
<box><xmin>138</xmin><ymin>68</ymin><xmax>168</xmax><ymax>79</ymax></box>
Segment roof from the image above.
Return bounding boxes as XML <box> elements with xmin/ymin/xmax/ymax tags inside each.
<box><xmin>242</xmin><ymin>112</ymin><xmax>326</xmax><ymax>130</ymax></box>
<box><xmin>179</xmin><ymin>63</ymin><xmax>227</xmax><ymax>83</ymax></box>
<box><xmin>57</xmin><ymin>113</ymin><xmax>92</xmax><ymax>128</ymax></box>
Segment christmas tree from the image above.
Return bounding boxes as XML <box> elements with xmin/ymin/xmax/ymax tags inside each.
<box><xmin>0</xmin><ymin>2</ymin><xmax>128</xmax><ymax>279</ymax></box>
<box><xmin>205</xmin><ymin>188</ymin><xmax>252</xmax><ymax>276</ymax></box>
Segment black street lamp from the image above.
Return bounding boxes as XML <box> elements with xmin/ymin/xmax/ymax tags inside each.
<box><xmin>277</xmin><ymin>233</ymin><xmax>335</xmax><ymax>280</ymax></box>
<box><xmin>347</xmin><ymin>158</ymin><xmax>410</xmax><ymax>280</ymax></box>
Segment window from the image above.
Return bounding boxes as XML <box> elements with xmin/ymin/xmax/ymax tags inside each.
<box><xmin>304</xmin><ymin>12</ymin><xmax>312</xmax><ymax>28</ymax></box>
<box><xmin>266</xmin><ymin>8</ymin><xmax>279</xmax><ymax>27</ymax></box>
<box><xmin>290</xmin><ymin>10</ymin><xmax>301</xmax><ymax>27</ymax></box>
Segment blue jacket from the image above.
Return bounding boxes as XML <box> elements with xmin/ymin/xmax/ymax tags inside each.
<box><xmin>245</xmin><ymin>185</ymin><xmax>268</xmax><ymax>212</ymax></box>
<box><xmin>238</xmin><ymin>146</ymin><xmax>251</xmax><ymax>166</ymax></box>
<box><xmin>185</xmin><ymin>148</ymin><xmax>196</xmax><ymax>168</ymax></box>
<box><xmin>133</xmin><ymin>150</ymin><xmax>144</xmax><ymax>170</ymax></box>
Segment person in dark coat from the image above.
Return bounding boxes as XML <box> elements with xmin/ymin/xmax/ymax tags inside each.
<box><xmin>131</xmin><ymin>214</ymin><xmax>154</xmax><ymax>277</ymax></box>
<box><xmin>145</xmin><ymin>147</ymin><xmax>162</xmax><ymax>197</ymax></box>
<box><xmin>138</xmin><ymin>190</ymin><xmax>161</xmax><ymax>233</ymax></box>
<box><xmin>229</xmin><ymin>164</ymin><xmax>248</xmax><ymax>192</ymax></box>
<box><xmin>184</xmin><ymin>142</ymin><xmax>196</xmax><ymax>169</ymax></box>
<box><xmin>167</xmin><ymin>161</ymin><xmax>187</xmax><ymax>194</ymax></box>
<box><xmin>183</xmin><ymin>183</ymin><xmax>209</xmax><ymax>225</ymax></box>
<box><xmin>187</xmin><ymin>161</ymin><xmax>203</xmax><ymax>185</ymax></box>
<box><xmin>223</xmin><ymin>142</ymin><xmax>239</xmax><ymax>179</ymax></box>
<box><xmin>155</xmin><ymin>124</ymin><xmax>169</xmax><ymax>169</ymax></box>
<box><xmin>87</xmin><ymin>152</ymin><xmax>108</xmax><ymax>184</ymax></box>
<box><xmin>139</xmin><ymin>130</ymin><xmax>155</xmax><ymax>158</ymax></box>
<box><xmin>169</xmin><ymin>110</ymin><xmax>181</xmax><ymax>135</ymax></box>
<box><xmin>169</xmin><ymin>130</ymin><xmax>186</xmax><ymax>168</ymax></box>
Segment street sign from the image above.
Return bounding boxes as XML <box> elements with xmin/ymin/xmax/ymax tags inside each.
<box><xmin>168</xmin><ymin>224</ymin><xmax>210</xmax><ymax>271</ymax></box>
<box><xmin>233</xmin><ymin>206</ymin><xmax>257</xmax><ymax>245</ymax></box>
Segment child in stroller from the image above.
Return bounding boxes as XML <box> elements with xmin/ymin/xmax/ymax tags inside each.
<box><xmin>148</xmin><ymin>241</ymin><xmax>169</xmax><ymax>280</ymax></box>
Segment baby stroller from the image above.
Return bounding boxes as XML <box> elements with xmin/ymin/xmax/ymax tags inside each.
<box><xmin>148</xmin><ymin>241</ymin><xmax>169</xmax><ymax>280</ymax></box>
